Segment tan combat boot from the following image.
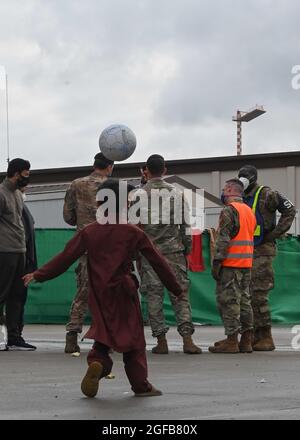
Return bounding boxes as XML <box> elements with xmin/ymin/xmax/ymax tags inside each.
<box><xmin>183</xmin><ymin>335</ymin><xmax>202</xmax><ymax>354</ymax></box>
<box><xmin>152</xmin><ymin>334</ymin><xmax>168</xmax><ymax>354</ymax></box>
<box><xmin>65</xmin><ymin>331</ymin><xmax>80</xmax><ymax>353</ymax></box>
<box><xmin>239</xmin><ymin>330</ymin><xmax>253</xmax><ymax>353</ymax></box>
<box><xmin>81</xmin><ymin>361</ymin><xmax>103</xmax><ymax>398</ymax></box>
<box><xmin>213</xmin><ymin>338</ymin><xmax>228</xmax><ymax>347</ymax></box>
<box><xmin>209</xmin><ymin>333</ymin><xmax>239</xmax><ymax>353</ymax></box>
<box><xmin>253</xmin><ymin>326</ymin><xmax>275</xmax><ymax>351</ymax></box>
<box><xmin>252</xmin><ymin>328</ymin><xmax>261</xmax><ymax>346</ymax></box>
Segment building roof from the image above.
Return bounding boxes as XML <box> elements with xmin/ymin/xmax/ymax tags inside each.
<box><xmin>25</xmin><ymin>175</ymin><xmax>223</xmax><ymax>207</ymax></box>
<box><xmin>1</xmin><ymin>151</ymin><xmax>300</xmax><ymax>185</ymax></box>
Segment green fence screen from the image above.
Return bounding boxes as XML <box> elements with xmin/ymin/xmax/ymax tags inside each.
<box><xmin>25</xmin><ymin>230</ymin><xmax>300</xmax><ymax>326</ymax></box>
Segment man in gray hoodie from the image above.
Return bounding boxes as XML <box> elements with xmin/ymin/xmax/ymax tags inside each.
<box><xmin>0</xmin><ymin>158</ymin><xmax>36</xmax><ymax>350</ymax></box>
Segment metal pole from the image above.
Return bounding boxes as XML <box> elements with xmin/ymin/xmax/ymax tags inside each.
<box><xmin>237</xmin><ymin>110</ymin><xmax>242</xmax><ymax>155</ymax></box>
<box><xmin>5</xmin><ymin>73</ymin><xmax>9</xmax><ymax>164</ymax></box>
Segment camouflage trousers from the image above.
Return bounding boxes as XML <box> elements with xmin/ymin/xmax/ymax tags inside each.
<box><xmin>251</xmin><ymin>255</ymin><xmax>274</xmax><ymax>329</ymax></box>
<box><xmin>216</xmin><ymin>267</ymin><xmax>253</xmax><ymax>336</ymax></box>
<box><xmin>140</xmin><ymin>252</ymin><xmax>194</xmax><ymax>338</ymax></box>
<box><xmin>66</xmin><ymin>254</ymin><xmax>89</xmax><ymax>333</ymax></box>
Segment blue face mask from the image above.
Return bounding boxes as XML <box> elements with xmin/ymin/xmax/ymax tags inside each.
<box><xmin>220</xmin><ymin>192</ymin><xmax>226</xmax><ymax>204</ymax></box>
<box><xmin>108</xmin><ymin>165</ymin><xmax>114</xmax><ymax>177</ymax></box>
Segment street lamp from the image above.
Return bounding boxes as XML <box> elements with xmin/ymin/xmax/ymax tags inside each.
<box><xmin>232</xmin><ymin>105</ymin><xmax>266</xmax><ymax>155</ymax></box>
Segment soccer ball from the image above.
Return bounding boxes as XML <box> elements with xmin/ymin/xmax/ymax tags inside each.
<box><xmin>99</xmin><ymin>124</ymin><xmax>137</xmax><ymax>161</ymax></box>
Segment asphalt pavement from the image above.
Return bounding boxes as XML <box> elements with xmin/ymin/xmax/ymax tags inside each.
<box><xmin>1</xmin><ymin>325</ymin><xmax>300</xmax><ymax>420</ymax></box>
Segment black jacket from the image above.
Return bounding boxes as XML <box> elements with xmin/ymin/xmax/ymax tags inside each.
<box><xmin>22</xmin><ymin>204</ymin><xmax>38</xmax><ymax>272</ymax></box>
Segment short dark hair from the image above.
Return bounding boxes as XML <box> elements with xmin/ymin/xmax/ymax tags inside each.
<box><xmin>7</xmin><ymin>158</ymin><xmax>31</xmax><ymax>178</ymax></box>
<box><xmin>94</xmin><ymin>152</ymin><xmax>114</xmax><ymax>170</ymax></box>
<box><xmin>146</xmin><ymin>154</ymin><xmax>165</xmax><ymax>176</ymax></box>
<box><xmin>97</xmin><ymin>178</ymin><xmax>131</xmax><ymax>213</ymax></box>
<box><xmin>225</xmin><ymin>178</ymin><xmax>244</xmax><ymax>195</ymax></box>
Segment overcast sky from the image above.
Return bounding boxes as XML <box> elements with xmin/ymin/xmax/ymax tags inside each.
<box><xmin>0</xmin><ymin>0</ymin><xmax>299</xmax><ymax>171</ymax></box>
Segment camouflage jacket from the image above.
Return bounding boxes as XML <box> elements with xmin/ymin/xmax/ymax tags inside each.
<box><xmin>245</xmin><ymin>184</ymin><xmax>296</xmax><ymax>256</ymax></box>
<box><xmin>214</xmin><ymin>203</ymin><xmax>240</xmax><ymax>262</ymax></box>
<box><xmin>137</xmin><ymin>177</ymin><xmax>192</xmax><ymax>255</ymax></box>
<box><xmin>63</xmin><ymin>172</ymin><xmax>107</xmax><ymax>231</ymax></box>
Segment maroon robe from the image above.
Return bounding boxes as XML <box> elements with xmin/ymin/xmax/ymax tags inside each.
<box><xmin>34</xmin><ymin>223</ymin><xmax>182</xmax><ymax>352</ymax></box>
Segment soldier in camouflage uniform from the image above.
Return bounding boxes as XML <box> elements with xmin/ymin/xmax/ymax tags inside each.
<box><xmin>63</xmin><ymin>153</ymin><xmax>114</xmax><ymax>353</ymax></box>
<box><xmin>133</xmin><ymin>165</ymin><xmax>150</xmax><ymax>325</ymax></box>
<box><xmin>209</xmin><ymin>179</ymin><xmax>257</xmax><ymax>354</ymax></box>
<box><xmin>238</xmin><ymin>165</ymin><xmax>296</xmax><ymax>351</ymax></box>
<box><xmin>137</xmin><ymin>154</ymin><xmax>202</xmax><ymax>354</ymax></box>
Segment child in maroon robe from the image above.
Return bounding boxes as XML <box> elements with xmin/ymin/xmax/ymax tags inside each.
<box><xmin>23</xmin><ymin>179</ymin><xmax>183</xmax><ymax>398</ymax></box>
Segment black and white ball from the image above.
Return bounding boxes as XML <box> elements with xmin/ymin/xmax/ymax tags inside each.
<box><xmin>99</xmin><ymin>124</ymin><xmax>137</xmax><ymax>161</ymax></box>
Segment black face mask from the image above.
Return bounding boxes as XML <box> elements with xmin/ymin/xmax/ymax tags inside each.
<box><xmin>17</xmin><ymin>175</ymin><xmax>30</xmax><ymax>188</ymax></box>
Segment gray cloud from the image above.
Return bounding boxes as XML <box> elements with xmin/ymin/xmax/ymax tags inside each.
<box><xmin>0</xmin><ymin>0</ymin><xmax>299</xmax><ymax>171</ymax></box>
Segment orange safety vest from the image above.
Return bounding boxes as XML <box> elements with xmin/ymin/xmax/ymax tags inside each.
<box><xmin>222</xmin><ymin>202</ymin><xmax>257</xmax><ymax>269</ymax></box>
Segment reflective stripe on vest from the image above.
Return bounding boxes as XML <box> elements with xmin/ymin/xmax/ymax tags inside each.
<box><xmin>229</xmin><ymin>240</ymin><xmax>254</xmax><ymax>246</ymax></box>
<box><xmin>251</xmin><ymin>186</ymin><xmax>264</xmax><ymax>237</ymax></box>
<box><xmin>222</xmin><ymin>202</ymin><xmax>257</xmax><ymax>269</ymax></box>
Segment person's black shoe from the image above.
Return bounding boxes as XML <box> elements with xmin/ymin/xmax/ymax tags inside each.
<box><xmin>7</xmin><ymin>337</ymin><xmax>37</xmax><ymax>351</ymax></box>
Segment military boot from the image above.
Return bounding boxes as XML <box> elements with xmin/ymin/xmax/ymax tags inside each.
<box><xmin>239</xmin><ymin>330</ymin><xmax>253</xmax><ymax>353</ymax></box>
<box><xmin>65</xmin><ymin>331</ymin><xmax>80</xmax><ymax>353</ymax></box>
<box><xmin>209</xmin><ymin>333</ymin><xmax>239</xmax><ymax>353</ymax></box>
<box><xmin>183</xmin><ymin>335</ymin><xmax>202</xmax><ymax>354</ymax></box>
<box><xmin>252</xmin><ymin>328</ymin><xmax>261</xmax><ymax>345</ymax></box>
<box><xmin>253</xmin><ymin>326</ymin><xmax>275</xmax><ymax>351</ymax></box>
<box><xmin>152</xmin><ymin>334</ymin><xmax>168</xmax><ymax>354</ymax></box>
<box><xmin>213</xmin><ymin>338</ymin><xmax>228</xmax><ymax>347</ymax></box>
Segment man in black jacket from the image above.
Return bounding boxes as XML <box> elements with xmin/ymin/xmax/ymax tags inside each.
<box><xmin>0</xmin><ymin>158</ymin><xmax>35</xmax><ymax>350</ymax></box>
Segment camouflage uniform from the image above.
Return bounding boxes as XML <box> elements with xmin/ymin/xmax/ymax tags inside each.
<box><xmin>245</xmin><ymin>184</ymin><xmax>296</xmax><ymax>329</ymax></box>
<box><xmin>63</xmin><ymin>171</ymin><xmax>107</xmax><ymax>333</ymax></box>
<box><xmin>214</xmin><ymin>203</ymin><xmax>253</xmax><ymax>335</ymax></box>
<box><xmin>138</xmin><ymin>177</ymin><xmax>194</xmax><ymax>337</ymax></box>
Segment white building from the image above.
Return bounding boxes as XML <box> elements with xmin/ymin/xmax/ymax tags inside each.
<box><xmin>2</xmin><ymin>151</ymin><xmax>299</xmax><ymax>233</ymax></box>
